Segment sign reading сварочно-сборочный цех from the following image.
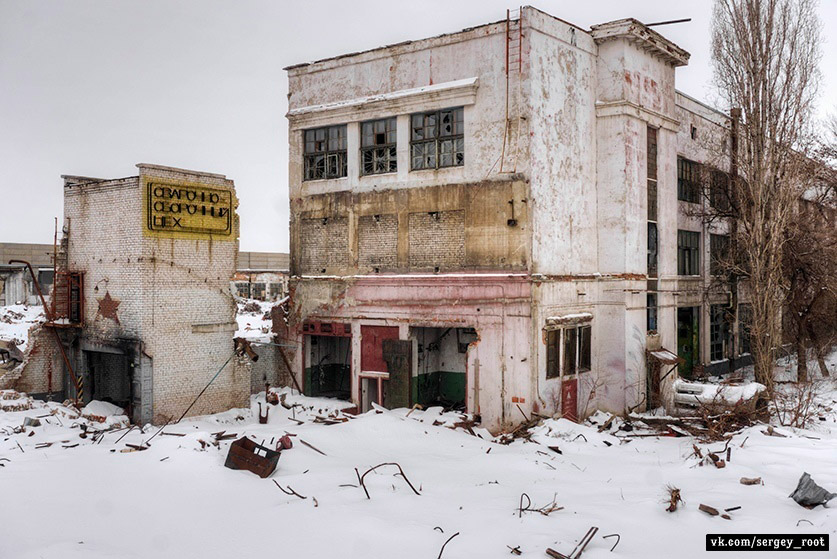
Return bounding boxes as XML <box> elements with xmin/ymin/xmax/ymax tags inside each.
<box><xmin>143</xmin><ymin>179</ymin><xmax>235</xmax><ymax>240</ymax></box>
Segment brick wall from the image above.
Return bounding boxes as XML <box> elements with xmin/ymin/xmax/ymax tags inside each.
<box><xmin>59</xmin><ymin>165</ymin><xmax>251</xmax><ymax>423</ymax></box>
<box><xmin>408</xmin><ymin>210</ymin><xmax>465</xmax><ymax>269</ymax></box>
<box><xmin>299</xmin><ymin>217</ymin><xmax>349</xmax><ymax>273</ymax></box>
<box><xmin>358</xmin><ymin>214</ymin><xmax>397</xmax><ymax>270</ymax></box>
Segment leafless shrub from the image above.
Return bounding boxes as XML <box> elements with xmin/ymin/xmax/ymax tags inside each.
<box><xmin>770</xmin><ymin>381</ymin><xmax>823</xmax><ymax>428</ymax></box>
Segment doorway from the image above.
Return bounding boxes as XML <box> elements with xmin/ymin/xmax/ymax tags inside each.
<box><xmin>84</xmin><ymin>350</ymin><xmax>132</xmax><ymax>410</ymax></box>
<box><xmin>677</xmin><ymin>306</ymin><xmax>700</xmax><ymax>377</ymax></box>
<box><xmin>411</xmin><ymin>326</ymin><xmax>473</xmax><ymax>411</ymax></box>
<box><xmin>304</xmin><ymin>334</ymin><xmax>351</xmax><ymax>400</ymax></box>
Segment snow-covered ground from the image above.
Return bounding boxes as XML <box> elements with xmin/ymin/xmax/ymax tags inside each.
<box><xmin>234</xmin><ymin>298</ymin><xmax>275</xmax><ymax>343</ymax></box>
<box><xmin>0</xmin><ymin>304</ymin><xmax>45</xmax><ymax>352</ymax></box>
<box><xmin>1</xmin><ymin>384</ymin><xmax>835</xmax><ymax>559</ymax></box>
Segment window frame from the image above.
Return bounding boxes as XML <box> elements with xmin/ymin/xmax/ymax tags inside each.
<box><xmin>360</xmin><ymin>117</ymin><xmax>398</xmax><ymax>176</ymax></box>
<box><xmin>677</xmin><ymin>230</ymin><xmax>701</xmax><ymax>276</ymax></box>
<box><xmin>546</xmin><ymin>323</ymin><xmax>592</xmax><ymax>379</ymax></box>
<box><xmin>677</xmin><ymin>157</ymin><xmax>701</xmax><ymax>204</ymax></box>
<box><xmin>410</xmin><ymin>107</ymin><xmax>464</xmax><ymax>171</ymax></box>
<box><xmin>710</xmin><ymin>304</ymin><xmax>730</xmax><ymax>362</ymax></box>
<box><xmin>710</xmin><ymin>233</ymin><xmax>730</xmax><ymax>277</ymax></box>
<box><xmin>303</xmin><ymin>124</ymin><xmax>347</xmax><ymax>181</ymax></box>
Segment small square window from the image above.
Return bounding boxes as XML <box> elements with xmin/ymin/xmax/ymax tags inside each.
<box><xmin>410</xmin><ymin>107</ymin><xmax>464</xmax><ymax>170</ymax></box>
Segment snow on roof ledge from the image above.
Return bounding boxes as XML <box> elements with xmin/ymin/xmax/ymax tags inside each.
<box><xmin>287</xmin><ymin>78</ymin><xmax>479</xmax><ymax>126</ymax></box>
<box><xmin>545</xmin><ymin>312</ymin><xmax>593</xmax><ymax>326</ymax></box>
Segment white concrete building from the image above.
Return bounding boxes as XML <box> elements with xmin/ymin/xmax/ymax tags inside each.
<box><xmin>284</xmin><ymin>8</ymin><xmax>749</xmax><ymax>432</ymax></box>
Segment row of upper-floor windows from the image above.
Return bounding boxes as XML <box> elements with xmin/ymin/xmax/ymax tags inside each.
<box><xmin>302</xmin><ymin>107</ymin><xmax>465</xmax><ymax>181</ymax></box>
<box><xmin>650</xmin><ymin>227</ymin><xmax>730</xmax><ymax>279</ymax></box>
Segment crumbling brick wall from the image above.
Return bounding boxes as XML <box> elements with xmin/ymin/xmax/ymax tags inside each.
<box><xmin>358</xmin><ymin>214</ymin><xmax>397</xmax><ymax>270</ymax></box>
<box><xmin>4</xmin><ymin>324</ymin><xmax>63</xmax><ymax>397</ymax></box>
<box><xmin>299</xmin><ymin>217</ymin><xmax>349</xmax><ymax>273</ymax></box>
<box><xmin>408</xmin><ymin>210</ymin><xmax>465</xmax><ymax>269</ymax></box>
<box><xmin>61</xmin><ymin>164</ymin><xmax>251</xmax><ymax>423</ymax></box>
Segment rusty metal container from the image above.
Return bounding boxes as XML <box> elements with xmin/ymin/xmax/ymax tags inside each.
<box><xmin>224</xmin><ymin>436</ymin><xmax>281</xmax><ymax>478</ymax></box>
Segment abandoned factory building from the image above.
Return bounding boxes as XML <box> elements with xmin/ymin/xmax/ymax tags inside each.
<box><xmin>9</xmin><ymin>164</ymin><xmax>252</xmax><ymax>424</ymax></box>
<box><xmin>284</xmin><ymin>7</ymin><xmax>750</xmax><ymax>432</ymax></box>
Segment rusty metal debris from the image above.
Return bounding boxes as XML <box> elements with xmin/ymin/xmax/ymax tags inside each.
<box><xmin>358</xmin><ymin>462</ymin><xmax>421</xmax><ymax>500</ymax></box>
<box><xmin>546</xmin><ymin>526</ymin><xmax>599</xmax><ymax>559</ymax></box>
<box><xmin>224</xmin><ymin>436</ymin><xmax>281</xmax><ymax>478</ymax></box>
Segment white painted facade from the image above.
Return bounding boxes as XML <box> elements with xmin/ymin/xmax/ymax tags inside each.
<box><xmin>285</xmin><ymin>7</ymin><xmax>743</xmax><ymax>431</ymax></box>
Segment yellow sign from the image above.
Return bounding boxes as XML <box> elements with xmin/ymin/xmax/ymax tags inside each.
<box><xmin>142</xmin><ymin>179</ymin><xmax>235</xmax><ymax>239</ymax></box>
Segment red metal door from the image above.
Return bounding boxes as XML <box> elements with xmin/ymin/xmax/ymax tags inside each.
<box><xmin>561</xmin><ymin>378</ymin><xmax>578</xmax><ymax>422</ymax></box>
<box><xmin>360</xmin><ymin>326</ymin><xmax>400</xmax><ymax>373</ymax></box>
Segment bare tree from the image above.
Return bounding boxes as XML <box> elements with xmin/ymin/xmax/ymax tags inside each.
<box><xmin>711</xmin><ymin>0</ymin><xmax>822</xmax><ymax>392</ymax></box>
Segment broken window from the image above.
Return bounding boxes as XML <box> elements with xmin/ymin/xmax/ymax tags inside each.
<box><xmin>250</xmin><ymin>282</ymin><xmax>266</xmax><ymax>300</ymax></box>
<box><xmin>361</xmin><ymin>117</ymin><xmax>397</xmax><ymax>175</ymax></box>
<box><xmin>546</xmin><ymin>329</ymin><xmax>560</xmax><ymax>379</ymax></box>
<box><xmin>411</xmin><ymin>107</ymin><xmax>464</xmax><ymax>170</ymax></box>
<box><xmin>647</xmin><ymin>222</ymin><xmax>658</xmax><ymax>278</ymax></box>
<box><xmin>738</xmin><ymin>304</ymin><xmax>752</xmax><ymax>355</ymax></box>
<box><xmin>647</xmin><ymin>126</ymin><xmax>658</xmax><ymax>221</ymax></box>
<box><xmin>677</xmin><ymin>230</ymin><xmax>700</xmax><ymax>276</ymax></box>
<box><xmin>710</xmin><ymin>234</ymin><xmax>729</xmax><ymax>277</ymax></box>
<box><xmin>303</xmin><ymin>124</ymin><xmax>347</xmax><ymax>180</ymax></box>
<box><xmin>709</xmin><ymin>169</ymin><xmax>731</xmax><ymax>212</ymax></box>
<box><xmin>677</xmin><ymin>157</ymin><xmax>701</xmax><ymax>203</ymax></box>
<box><xmin>647</xmin><ymin>293</ymin><xmax>658</xmax><ymax>332</ymax></box>
<box><xmin>546</xmin><ymin>324</ymin><xmax>591</xmax><ymax>378</ymax></box>
<box><xmin>234</xmin><ymin>282</ymin><xmax>250</xmax><ymax>298</ymax></box>
<box><xmin>710</xmin><ymin>304</ymin><xmax>730</xmax><ymax>362</ymax></box>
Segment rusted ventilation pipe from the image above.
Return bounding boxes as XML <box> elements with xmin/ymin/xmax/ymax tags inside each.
<box><xmin>234</xmin><ymin>337</ymin><xmax>259</xmax><ymax>362</ymax></box>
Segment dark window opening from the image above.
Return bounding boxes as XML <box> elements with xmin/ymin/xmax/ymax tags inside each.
<box><xmin>647</xmin><ymin>293</ymin><xmax>658</xmax><ymax>332</ymax></box>
<box><xmin>361</xmin><ymin>117</ymin><xmax>397</xmax><ymax>175</ymax></box>
<box><xmin>710</xmin><ymin>304</ymin><xmax>730</xmax><ymax>362</ymax></box>
<box><xmin>710</xmin><ymin>169</ymin><xmax>731</xmax><ymax>212</ymax></box>
<box><xmin>304</xmin><ymin>125</ymin><xmax>347</xmax><ymax>180</ymax></box>
<box><xmin>647</xmin><ymin>222</ymin><xmax>658</xmax><ymax>278</ymax></box>
<box><xmin>546</xmin><ymin>329</ymin><xmax>560</xmax><ymax>379</ymax></box>
<box><xmin>710</xmin><ymin>234</ymin><xmax>730</xmax><ymax>277</ymax></box>
<box><xmin>677</xmin><ymin>157</ymin><xmax>701</xmax><ymax>203</ymax></box>
<box><xmin>411</xmin><ymin>107</ymin><xmax>464</xmax><ymax>170</ymax></box>
<box><xmin>677</xmin><ymin>230</ymin><xmax>701</xmax><ymax>276</ymax></box>
<box><xmin>738</xmin><ymin>304</ymin><xmax>752</xmax><ymax>355</ymax></box>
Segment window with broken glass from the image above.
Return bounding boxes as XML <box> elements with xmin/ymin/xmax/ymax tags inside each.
<box><xmin>710</xmin><ymin>304</ymin><xmax>730</xmax><ymax>362</ymax></box>
<box><xmin>303</xmin><ymin>125</ymin><xmax>347</xmax><ymax>180</ymax></box>
<box><xmin>710</xmin><ymin>234</ymin><xmax>730</xmax><ymax>277</ymax></box>
<box><xmin>361</xmin><ymin>117</ymin><xmax>397</xmax><ymax>175</ymax></box>
<box><xmin>677</xmin><ymin>230</ymin><xmax>701</xmax><ymax>276</ymax></box>
<box><xmin>738</xmin><ymin>304</ymin><xmax>752</xmax><ymax>355</ymax></box>
<box><xmin>677</xmin><ymin>157</ymin><xmax>701</xmax><ymax>203</ymax></box>
<box><xmin>411</xmin><ymin>107</ymin><xmax>464</xmax><ymax>170</ymax></box>
<box><xmin>546</xmin><ymin>324</ymin><xmax>591</xmax><ymax>379</ymax></box>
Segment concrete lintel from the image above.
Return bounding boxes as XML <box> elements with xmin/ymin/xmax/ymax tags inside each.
<box><xmin>595</xmin><ymin>100</ymin><xmax>680</xmax><ymax>131</ymax></box>
<box><xmin>191</xmin><ymin>322</ymin><xmax>238</xmax><ymax>334</ymax></box>
<box><xmin>287</xmin><ymin>78</ymin><xmax>479</xmax><ymax>129</ymax></box>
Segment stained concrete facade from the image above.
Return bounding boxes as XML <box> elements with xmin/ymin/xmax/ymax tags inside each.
<box><xmin>285</xmin><ymin>7</ymin><xmax>745</xmax><ymax>432</ymax></box>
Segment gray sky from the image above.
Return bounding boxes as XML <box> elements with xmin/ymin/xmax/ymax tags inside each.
<box><xmin>1</xmin><ymin>0</ymin><xmax>835</xmax><ymax>252</ymax></box>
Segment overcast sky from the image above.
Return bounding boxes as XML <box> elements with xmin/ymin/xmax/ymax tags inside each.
<box><xmin>1</xmin><ymin>0</ymin><xmax>835</xmax><ymax>252</ymax></box>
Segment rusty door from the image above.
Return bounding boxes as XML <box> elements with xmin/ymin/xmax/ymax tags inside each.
<box><xmin>382</xmin><ymin>339</ymin><xmax>411</xmax><ymax>409</ymax></box>
<box><xmin>360</xmin><ymin>326</ymin><xmax>400</xmax><ymax>373</ymax></box>
<box><xmin>561</xmin><ymin>378</ymin><xmax>578</xmax><ymax>422</ymax></box>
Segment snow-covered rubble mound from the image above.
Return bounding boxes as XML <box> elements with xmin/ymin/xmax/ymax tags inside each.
<box><xmin>235</xmin><ymin>299</ymin><xmax>274</xmax><ymax>343</ymax></box>
<box><xmin>0</xmin><ymin>304</ymin><xmax>46</xmax><ymax>352</ymax></box>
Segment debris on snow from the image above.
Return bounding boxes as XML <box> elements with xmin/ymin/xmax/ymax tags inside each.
<box><xmin>788</xmin><ymin>472</ymin><xmax>836</xmax><ymax>508</ymax></box>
